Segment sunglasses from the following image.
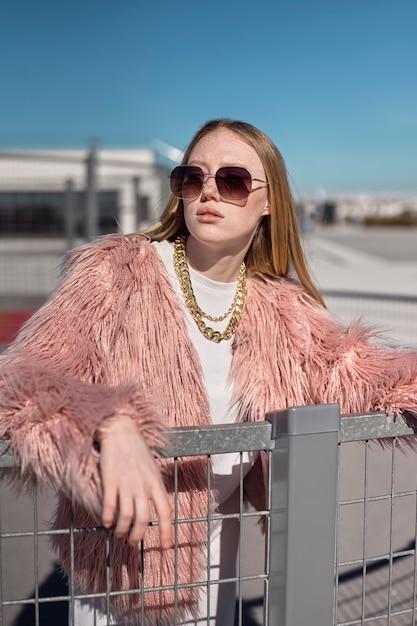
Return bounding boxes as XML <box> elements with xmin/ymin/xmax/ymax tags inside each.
<box><xmin>169</xmin><ymin>165</ymin><xmax>268</xmax><ymax>201</ymax></box>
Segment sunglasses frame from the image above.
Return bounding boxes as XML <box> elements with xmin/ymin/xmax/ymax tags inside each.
<box><xmin>169</xmin><ymin>165</ymin><xmax>268</xmax><ymax>201</ymax></box>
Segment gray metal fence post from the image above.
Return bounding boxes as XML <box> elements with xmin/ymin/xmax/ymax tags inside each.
<box><xmin>64</xmin><ymin>178</ymin><xmax>75</xmax><ymax>250</ymax></box>
<box><xmin>85</xmin><ymin>142</ymin><xmax>98</xmax><ymax>240</ymax></box>
<box><xmin>266</xmin><ymin>403</ymin><xmax>340</xmax><ymax>626</ymax></box>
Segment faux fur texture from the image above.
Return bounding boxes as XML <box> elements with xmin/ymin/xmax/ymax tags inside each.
<box><xmin>0</xmin><ymin>234</ymin><xmax>416</xmax><ymax>623</ymax></box>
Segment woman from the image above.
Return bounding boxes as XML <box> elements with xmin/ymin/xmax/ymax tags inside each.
<box><xmin>0</xmin><ymin>118</ymin><xmax>416</xmax><ymax>626</ymax></box>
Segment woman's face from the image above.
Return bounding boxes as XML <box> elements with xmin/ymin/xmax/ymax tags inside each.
<box><xmin>182</xmin><ymin>128</ymin><xmax>269</xmax><ymax>253</ymax></box>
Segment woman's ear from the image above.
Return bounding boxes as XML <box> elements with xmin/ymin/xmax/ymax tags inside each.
<box><xmin>262</xmin><ymin>202</ymin><xmax>270</xmax><ymax>216</ymax></box>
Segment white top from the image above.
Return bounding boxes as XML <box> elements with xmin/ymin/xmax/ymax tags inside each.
<box><xmin>153</xmin><ymin>240</ymin><xmax>237</xmax><ymax>423</ymax></box>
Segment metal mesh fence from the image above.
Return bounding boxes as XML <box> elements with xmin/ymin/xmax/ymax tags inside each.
<box><xmin>0</xmin><ymin>422</ymin><xmax>274</xmax><ymax>626</ymax></box>
<box><xmin>336</xmin><ymin>414</ymin><xmax>417</xmax><ymax>625</ymax></box>
<box><xmin>1</xmin><ymin>409</ymin><xmax>417</xmax><ymax>625</ymax></box>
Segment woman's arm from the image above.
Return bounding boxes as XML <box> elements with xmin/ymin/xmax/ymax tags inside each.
<box><xmin>0</xmin><ymin>236</ymin><xmax>171</xmax><ymax>543</ymax></box>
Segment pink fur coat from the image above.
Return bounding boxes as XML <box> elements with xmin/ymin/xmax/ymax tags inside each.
<box><xmin>0</xmin><ymin>234</ymin><xmax>416</xmax><ymax>624</ymax></box>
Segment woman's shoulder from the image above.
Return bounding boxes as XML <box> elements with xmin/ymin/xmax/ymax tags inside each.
<box><xmin>246</xmin><ymin>274</ymin><xmax>332</xmax><ymax>331</ymax></box>
<box><xmin>248</xmin><ymin>273</ymin><xmax>318</xmax><ymax>306</ymax></box>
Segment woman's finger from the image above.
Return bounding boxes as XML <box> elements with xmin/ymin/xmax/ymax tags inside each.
<box><xmin>100</xmin><ymin>463</ymin><xmax>118</xmax><ymax>529</ymax></box>
<box><xmin>151</xmin><ymin>482</ymin><xmax>173</xmax><ymax>549</ymax></box>
<box><xmin>128</xmin><ymin>496</ymin><xmax>152</xmax><ymax>545</ymax></box>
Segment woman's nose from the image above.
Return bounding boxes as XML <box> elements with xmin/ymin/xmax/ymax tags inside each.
<box><xmin>201</xmin><ymin>174</ymin><xmax>220</xmax><ymax>200</ymax></box>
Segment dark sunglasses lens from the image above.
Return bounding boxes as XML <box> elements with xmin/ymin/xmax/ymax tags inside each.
<box><xmin>170</xmin><ymin>166</ymin><xmax>204</xmax><ymax>199</ymax></box>
<box><xmin>216</xmin><ymin>167</ymin><xmax>252</xmax><ymax>200</ymax></box>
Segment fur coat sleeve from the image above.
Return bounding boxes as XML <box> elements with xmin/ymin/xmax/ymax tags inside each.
<box><xmin>0</xmin><ymin>235</ymin><xmax>167</xmax><ymax>517</ymax></box>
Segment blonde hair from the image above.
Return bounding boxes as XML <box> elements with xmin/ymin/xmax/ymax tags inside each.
<box><xmin>143</xmin><ymin>118</ymin><xmax>324</xmax><ymax>305</ymax></box>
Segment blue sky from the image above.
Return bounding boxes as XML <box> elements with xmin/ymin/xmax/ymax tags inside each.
<box><xmin>1</xmin><ymin>0</ymin><xmax>416</xmax><ymax>193</ymax></box>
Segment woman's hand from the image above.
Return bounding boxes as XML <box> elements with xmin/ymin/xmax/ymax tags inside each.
<box><xmin>96</xmin><ymin>414</ymin><xmax>173</xmax><ymax>548</ymax></box>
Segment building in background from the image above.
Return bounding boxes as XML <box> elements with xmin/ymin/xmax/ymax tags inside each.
<box><xmin>301</xmin><ymin>191</ymin><xmax>417</xmax><ymax>226</ymax></box>
<box><xmin>0</xmin><ymin>145</ymin><xmax>173</xmax><ymax>241</ymax></box>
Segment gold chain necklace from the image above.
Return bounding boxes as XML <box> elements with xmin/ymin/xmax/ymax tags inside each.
<box><xmin>173</xmin><ymin>236</ymin><xmax>246</xmax><ymax>343</ymax></box>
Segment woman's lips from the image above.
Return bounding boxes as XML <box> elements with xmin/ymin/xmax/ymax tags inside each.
<box><xmin>196</xmin><ymin>208</ymin><xmax>223</xmax><ymax>222</ymax></box>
